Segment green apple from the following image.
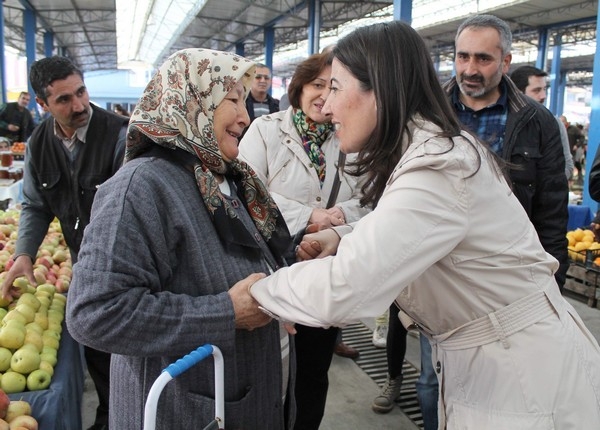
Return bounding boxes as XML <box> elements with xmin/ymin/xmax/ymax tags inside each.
<box><xmin>38</xmin><ymin>361</ymin><xmax>54</xmax><ymax>377</ymax></box>
<box><xmin>34</xmin><ymin>296</ymin><xmax>50</xmax><ymax>309</ymax></box>
<box><xmin>0</xmin><ymin>348</ymin><xmax>11</xmax><ymax>372</ymax></box>
<box><xmin>1</xmin><ymin>311</ymin><xmax>27</xmax><ymax>325</ymax></box>
<box><xmin>46</xmin><ymin>320</ymin><xmax>62</xmax><ymax>334</ymax></box>
<box><xmin>7</xmin><ymin>414</ymin><xmax>38</xmax><ymax>429</ymax></box>
<box><xmin>0</xmin><ymin>309</ymin><xmax>7</xmax><ymax>321</ymax></box>
<box><xmin>13</xmin><ymin>305</ymin><xmax>34</xmax><ymax>324</ymax></box>
<box><xmin>10</xmin><ymin>347</ymin><xmax>41</xmax><ymax>374</ymax></box>
<box><xmin>26</xmin><ymin>369</ymin><xmax>51</xmax><ymax>391</ymax></box>
<box><xmin>33</xmin><ymin>313</ymin><xmax>48</xmax><ymax>330</ymax></box>
<box><xmin>11</xmin><ymin>277</ymin><xmax>30</xmax><ymax>297</ymax></box>
<box><xmin>49</xmin><ymin>299</ymin><xmax>65</xmax><ymax>309</ymax></box>
<box><xmin>25</xmin><ymin>322</ymin><xmax>43</xmax><ymax>336</ymax></box>
<box><xmin>41</xmin><ymin>346</ymin><xmax>57</xmax><ymax>357</ymax></box>
<box><xmin>51</xmin><ymin>293</ymin><xmax>65</xmax><ymax>303</ymax></box>
<box><xmin>36</xmin><ymin>284</ymin><xmax>55</xmax><ymax>296</ymax></box>
<box><xmin>1</xmin><ymin>320</ymin><xmax>26</xmax><ymax>334</ymax></box>
<box><xmin>33</xmin><ymin>290</ymin><xmax>51</xmax><ymax>301</ymax></box>
<box><xmin>4</xmin><ymin>400</ymin><xmax>32</xmax><ymax>422</ymax></box>
<box><xmin>23</xmin><ymin>330</ymin><xmax>43</xmax><ymax>353</ymax></box>
<box><xmin>41</xmin><ymin>334</ymin><xmax>59</xmax><ymax>350</ymax></box>
<box><xmin>0</xmin><ymin>326</ymin><xmax>25</xmax><ymax>350</ymax></box>
<box><xmin>0</xmin><ymin>372</ymin><xmax>26</xmax><ymax>394</ymax></box>
<box><xmin>47</xmin><ymin>309</ymin><xmax>64</xmax><ymax>323</ymax></box>
<box><xmin>16</xmin><ymin>294</ymin><xmax>40</xmax><ymax>312</ymax></box>
<box><xmin>39</xmin><ymin>352</ymin><xmax>57</xmax><ymax>367</ymax></box>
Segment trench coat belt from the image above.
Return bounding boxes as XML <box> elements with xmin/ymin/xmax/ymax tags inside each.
<box><xmin>431</xmin><ymin>286</ymin><xmax>560</xmax><ymax>351</ymax></box>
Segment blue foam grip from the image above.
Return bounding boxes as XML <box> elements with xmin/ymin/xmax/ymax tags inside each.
<box><xmin>164</xmin><ymin>344</ymin><xmax>214</xmax><ymax>378</ymax></box>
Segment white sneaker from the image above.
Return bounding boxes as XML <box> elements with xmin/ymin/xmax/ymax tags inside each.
<box><xmin>372</xmin><ymin>324</ymin><xmax>387</xmax><ymax>348</ymax></box>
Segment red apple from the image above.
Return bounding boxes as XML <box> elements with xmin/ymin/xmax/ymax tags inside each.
<box><xmin>0</xmin><ymin>389</ymin><xmax>8</xmax><ymax>419</ymax></box>
<box><xmin>34</xmin><ymin>258</ymin><xmax>51</xmax><ymax>270</ymax></box>
<box><xmin>4</xmin><ymin>259</ymin><xmax>14</xmax><ymax>272</ymax></box>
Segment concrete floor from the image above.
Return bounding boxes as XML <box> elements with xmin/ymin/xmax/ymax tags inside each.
<box><xmin>81</xmin><ymin>295</ymin><xmax>600</xmax><ymax>429</ymax></box>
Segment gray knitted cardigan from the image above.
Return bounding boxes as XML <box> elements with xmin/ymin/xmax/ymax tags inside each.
<box><xmin>67</xmin><ymin>152</ymin><xmax>295</xmax><ymax>429</ymax></box>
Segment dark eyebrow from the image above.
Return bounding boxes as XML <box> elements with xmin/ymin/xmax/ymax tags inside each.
<box><xmin>330</xmin><ymin>77</ymin><xmax>340</xmax><ymax>85</ymax></box>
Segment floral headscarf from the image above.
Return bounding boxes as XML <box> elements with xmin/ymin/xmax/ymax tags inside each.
<box><xmin>126</xmin><ymin>48</ymin><xmax>291</xmax><ymax>258</ymax></box>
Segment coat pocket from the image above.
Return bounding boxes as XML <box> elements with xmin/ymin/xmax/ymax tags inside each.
<box><xmin>449</xmin><ymin>400</ymin><xmax>555</xmax><ymax>430</ymax></box>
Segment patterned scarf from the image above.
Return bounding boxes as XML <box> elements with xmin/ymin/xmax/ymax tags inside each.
<box><xmin>125</xmin><ymin>48</ymin><xmax>291</xmax><ymax>258</ymax></box>
<box><xmin>292</xmin><ymin>109</ymin><xmax>333</xmax><ymax>186</ymax></box>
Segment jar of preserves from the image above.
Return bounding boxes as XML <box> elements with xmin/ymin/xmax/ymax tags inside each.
<box><xmin>0</xmin><ymin>151</ymin><xmax>13</xmax><ymax>167</ymax></box>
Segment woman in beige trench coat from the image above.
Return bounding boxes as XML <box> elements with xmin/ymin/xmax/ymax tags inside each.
<box><xmin>246</xmin><ymin>21</ymin><xmax>600</xmax><ymax>429</ymax></box>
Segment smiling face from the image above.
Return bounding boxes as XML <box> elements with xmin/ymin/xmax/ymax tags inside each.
<box><xmin>36</xmin><ymin>73</ymin><xmax>90</xmax><ymax>138</ymax></box>
<box><xmin>299</xmin><ymin>65</ymin><xmax>332</xmax><ymax>123</ymax></box>
<box><xmin>455</xmin><ymin>27</ymin><xmax>511</xmax><ymax>108</ymax></box>
<box><xmin>213</xmin><ymin>81</ymin><xmax>251</xmax><ymax>162</ymax></box>
<box><xmin>322</xmin><ymin>58</ymin><xmax>377</xmax><ymax>154</ymax></box>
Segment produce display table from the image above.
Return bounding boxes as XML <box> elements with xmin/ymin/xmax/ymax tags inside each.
<box><xmin>0</xmin><ymin>179</ymin><xmax>22</xmax><ymax>207</ymax></box>
<box><xmin>568</xmin><ymin>204</ymin><xmax>594</xmax><ymax>231</ymax></box>
<box><xmin>8</xmin><ymin>321</ymin><xmax>85</xmax><ymax>429</ymax></box>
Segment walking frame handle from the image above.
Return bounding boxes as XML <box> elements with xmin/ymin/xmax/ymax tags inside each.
<box><xmin>144</xmin><ymin>344</ymin><xmax>225</xmax><ymax>430</ymax></box>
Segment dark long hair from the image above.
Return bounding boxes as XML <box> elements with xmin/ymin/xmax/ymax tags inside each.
<box><xmin>333</xmin><ymin>21</ymin><xmax>465</xmax><ymax>208</ymax></box>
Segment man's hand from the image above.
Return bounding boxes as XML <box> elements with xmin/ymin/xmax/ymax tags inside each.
<box><xmin>296</xmin><ymin>228</ymin><xmax>341</xmax><ymax>261</ymax></box>
<box><xmin>228</xmin><ymin>273</ymin><xmax>272</xmax><ymax>330</ymax></box>
<box><xmin>1</xmin><ymin>255</ymin><xmax>36</xmax><ymax>301</ymax></box>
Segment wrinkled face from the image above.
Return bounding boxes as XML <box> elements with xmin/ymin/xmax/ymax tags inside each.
<box><xmin>524</xmin><ymin>75</ymin><xmax>548</xmax><ymax>104</ymax></box>
<box><xmin>251</xmin><ymin>66</ymin><xmax>272</xmax><ymax>95</ymax></box>
<box><xmin>213</xmin><ymin>81</ymin><xmax>250</xmax><ymax>162</ymax></box>
<box><xmin>17</xmin><ymin>93</ymin><xmax>30</xmax><ymax>108</ymax></box>
<box><xmin>455</xmin><ymin>27</ymin><xmax>511</xmax><ymax>102</ymax></box>
<box><xmin>299</xmin><ymin>65</ymin><xmax>332</xmax><ymax>124</ymax></box>
<box><xmin>322</xmin><ymin>58</ymin><xmax>377</xmax><ymax>154</ymax></box>
<box><xmin>36</xmin><ymin>73</ymin><xmax>90</xmax><ymax>137</ymax></box>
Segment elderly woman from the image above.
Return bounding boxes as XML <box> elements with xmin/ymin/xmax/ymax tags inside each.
<box><xmin>247</xmin><ymin>21</ymin><xmax>600</xmax><ymax>429</ymax></box>
<box><xmin>239</xmin><ymin>51</ymin><xmax>369</xmax><ymax>430</ymax></box>
<box><xmin>66</xmin><ymin>49</ymin><xmax>294</xmax><ymax>429</ymax></box>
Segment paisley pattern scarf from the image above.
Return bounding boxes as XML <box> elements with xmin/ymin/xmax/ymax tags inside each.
<box><xmin>292</xmin><ymin>109</ymin><xmax>333</xmax><ymax>186</ymax></box>
<box><xmin>126</xmin><ymin>48</ymin><xmax>291</xmax><ymax>258</ymax></box>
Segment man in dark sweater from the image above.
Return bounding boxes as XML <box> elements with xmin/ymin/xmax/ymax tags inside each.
<box><xmin>0</xmin><ymin>91</ymin><xmax>35</xmax><ymax>143</ymax></box>
<box><xmin>245</xmin><ymin>64</ymin><xmax>279</xmax><ymax>124</ymax></box>
<box><xmin>1</xmin><ymin>56</ymin><xmax>127</xmax><ymax>430</ymax></box>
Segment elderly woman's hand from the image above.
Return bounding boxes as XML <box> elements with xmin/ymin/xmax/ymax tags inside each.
<box><xmin>228</xmin><ymin>273</ymin><xmax>272</xmax><ymax>330</ymax></box>
<box><xmin>296</xmin><ymin>228</ymin><xmax>341</xmax><ymax>261</ymax></box>
<box><xmin>309</xmin><ymin>208</ymin><xmax>345</xmax><ymax>230</ymax></box>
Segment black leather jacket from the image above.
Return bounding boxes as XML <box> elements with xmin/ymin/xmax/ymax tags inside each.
<box><xmin>16</xmin><ymin>104</ymin><xmax>127</xmax><ymax>261</ymax></box>
<box><xmin>444</xmin><ymin>76</ymin><xmax>569</xmax><ymax>287</ymax></box>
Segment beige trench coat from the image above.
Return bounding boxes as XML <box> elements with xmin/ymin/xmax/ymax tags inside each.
<box><xmin>251</xmin><ymin>118</ymin><xmax>600</xmax><ymax>428</ymax></box>
<box><xmin>239</xmin><ymin>108</ymin><xmax>369</xmax><ymax>234</ymax></box>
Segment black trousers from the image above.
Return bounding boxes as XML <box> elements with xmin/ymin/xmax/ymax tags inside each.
<box><xmin>387</xmin><ymin>303</ymin><xmax>408</xmax><ymax>378</ymax></box>
<box><xmin>293</xmin><ymin>324</ymin><xmax>339</xmax><ymax>430</ymax></box>
<box><xmin>84</xmin><ymin>346</ymin><xmax>111</xmax><ymax>427</ymax></box>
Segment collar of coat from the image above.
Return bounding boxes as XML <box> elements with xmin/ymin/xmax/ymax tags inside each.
<box><xmin>442</xmin><ymin>74</ymin><xmax>529</xmax><ymax>115</ymax></box>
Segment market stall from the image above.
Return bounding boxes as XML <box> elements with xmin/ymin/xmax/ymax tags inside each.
<box><xmin>8</xmin><ymin>321</ymin><xmax>85</xmax><ymax>429</ymax></box>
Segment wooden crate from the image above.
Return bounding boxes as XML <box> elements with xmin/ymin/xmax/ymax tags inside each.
<box><xmin>565</xmin><ymin>264</ymin><xmax>599</xmax><ymax>307</ymax></box>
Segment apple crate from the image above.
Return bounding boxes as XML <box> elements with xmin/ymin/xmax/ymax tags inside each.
<box><xmin>564</xmin><ymin>264</ymin><xmax>599</xmax><ymax>308</ymax></box>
